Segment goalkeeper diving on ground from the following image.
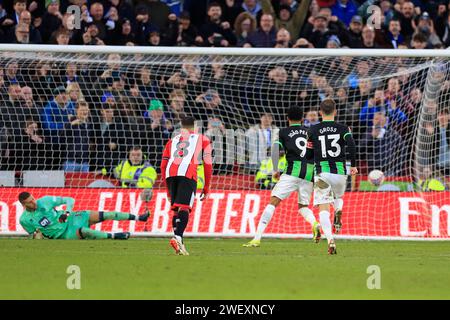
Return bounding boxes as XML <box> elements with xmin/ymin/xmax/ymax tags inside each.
<box><xmin>18</xmin><ymin>192</ymin><xmax>150</xmax><ymax>240</ymax></box>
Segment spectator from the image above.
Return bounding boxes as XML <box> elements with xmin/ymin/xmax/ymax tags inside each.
<box><xmin>148</xmin><ymin>30</ymin><xmax>162</xmax><ymax>46</ymax></box>
<box><xmin>140</xmin><ymin>0</ymin><xmax>171</xmax><ymax>33</ymax></box>
<box><xmin>242</xmin><ymin>0</ymin><xmax>262</xmax><ymax>18</ymax></box>
<box><xmin>218</xmin><ymin>0</ymin><xmax>245</xmax><ymax>27</ymax></box>
<box><xmin>205</xmin><ymin>117</ymin><xmax>233</xmax><ymax>174</ymax></box>
<box><xmin>41</xmin><ymin>86</ymin><xmax>75</xmax><ymax>136</ymax></box>
<box><xmin>134</xmin><ymin>6</ymin><xmax>158</xmax><ymax>46</ymax></box>
<box><xmin>0</xmin><ymin>0</ymin><xmax>26</xmax><ymax>30</ymax></box>
<box><xmin>304</xmin><ymin>109</ymin><xmax>320</xmax><ymax>127</ymax></box>
<box><xmin>410</xmin><ymin>32</ymin><xmax>428</xmax><ymax>49</ymax></box>
<box><xmin>304</xmin><ymin>13</ymin><xmax>335</xmax><ymax>48</ymax></box>
<box><xmin>275</xmin><ymin>28</ymin><xmax>292</xmax><ymax>48</ymax></box>
<box><xmin>82</xmin><ymin>21</ymin><xmax>105</xmax><ymax>45</ymax></box>
<box><xmin>54</xmin><ymin>28</ymin><xmax>70</xmax><ymax>45</ymax></box>
<box><xmin>303</xmin><ymin>7</ymin><xmax>346</xmax><ymax>39</ymax></box>
<box><xmin>359</xmin><ymin>88</ymin><xmax>407</xmax><ymax>128</ymax></box>
<box><xmin>346</xmin><ymin>59</ymin><xmax>372</xmax><ymax>89</ymax></box>
<box><xmin>200</xmin><ymin>2</ymin><xmax>237</xmax><ymax>47</ymax></box>
<box><xmin>246</xmin><ymin>113</ymin><xmax>278</xmax><ymax>170</ymax></box>
<box><xmin>385</xmin><ymin>18</ymin><xmax>404</xmax><ymax>48</ymax></box>
<box><xmin>61</xmin><ymin>101</ymin><xmax>93</xmax><ymax>172</ymax></box>
<box><xmin>234</xmin><ymin>12</ymin><xmax>257</xmax><ymax>46</ymax></box>
<box><xmin>176</xmin><ymin>11</ymin><xmax>203</xmax><ymax>46</ymax></box>
<box><xmin>88</xmin><ymin>2</ymin><xmax>107</xmax><ymax>41</ymax></box>
<box><xmin>11</xmin><ymin>10</ymin><xmax>42</xmax><ymax>43</ymax></box>
<box><xmin>395</xmin><ymin>1</ymin><xmax>416</xmax><ymax>40</ymax></box>
<box><xmin>261</xmin><ymin>0</ymin><xmax>311</xmax><ymax>40</ymax></box>
<box><xmin>0</xmin><ymin>82</ymin><xmax>25</xmax><ymax>135</ymax></box>
<box><xmin>362</xmin><ymin>111</ymin><xmax>405</xmax><ymax>176</ymax></box>
<box><xmin>135</xmin><ymin>67</ymin><xmax>158</xmax><ymax>103</ymax></box>
<box><xmin>13</xmin><ymin>22</ymin><xmax>32</xmax><ymax>44</ymax></box>
<box><xmin>58</xmin><ymin>62</ymin><xmax>82</xmax><ymax>87</ymax></box>
<box><xmin>113</xmin><ymin>146</ymin><xmax>157</xmax><ymax>188</ymax></box>
<box><xmin>4</xmin><ymin>60</ymin><xmax>23</xmax><ymax>86</ymax></box>
<box><xmin>14</xmin><ymin>118</ymin><xmax>46</xmax><ymax>171</ymax></box>
<box><xmin>331</xmin><ymin>0</ymin><xmax>358</xmax><ymax>27</ymax></box>
<box><xmin>437</xmin><ymin>109</ymin><xmax>450</xmax><ymax>174</ymax></box>
<box><xmin>39</xmin><ymin>0</ymin><xmax>63</xmax><ymax>43</ymax></box>
<box><xmin>66</xmin><ymin>82</ymin><xmax>84</xmax><ymax>105</ymax></box>
<box><xmin>193</xmin><ymin>88</ymin><xmax>233</xmax><ymax>126</ymax></box>
<box><xmin>435</xmin><ymin>6</ymin><xmax>450</xmax><ymax>46</ymax></box>
<box><xmin>341</xmin><ymin>14</ymin><xmax>363</xmax><ymax>48</ymax></box>
<box><xmin>93</xmin><ymin>103</ymin><xmax>125</xmax><ymax>173</ymax></box>
<box><xmin>113</xmin><ymin>18</ymin><xmax>135</xmax><ymax>45</ymax></box>
<box><xmin>244</xmin><ymin>13</ymin><xmax>277</xmax><ymax>47</ymax></box>
<box><xmin>21</xmin><ymin>86</ymin><xmax>40</xmax><ymax>121</ymax></box>
<box><xmin>166</xmin><ymin>89</ymin><xmax>187</xmax><ymax>128</ymax></box>
<box><xmin>413</xmin><ymin>12</ymin><xmax>441</xmax><ymax>47</ymax></box>
<box><xmin>361</xmin><ymin>25</ymin><xmax>380</xmax><ymax>48</ymax></box>
<box><xmin>144</xmin><ymin>99</ymin><xmax>172</xmax><ymax>134</ymax></box>
<box><xmin>326</xmin><ymin>34</ymin><xmax>341</xmax><ymax>48</ymax></box>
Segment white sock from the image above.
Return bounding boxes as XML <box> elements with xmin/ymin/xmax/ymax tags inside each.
<box><xmin>254</xmin><ymin>204</ymin><xmax>276</xmax><ymax>241</ymax></box>
<box><xmin>319</xmin><ymin>210</ymin><xmax>333</xmax><ymax>243</ymax></box>
<box><xmin>299</xmin><ymin>207</ymin><xmax>316</xmax><ymax>226</ymax></box>
<box><xmin>334</xmin><ymin>198</ymin><xmax>343</xmax><ymax>212</ymax></box>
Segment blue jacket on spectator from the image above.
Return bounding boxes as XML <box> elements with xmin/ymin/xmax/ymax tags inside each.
<box><xmin>41</xmin><ymin>100</ymin><xmax>76</xmax><ymax>132</ymax></box>
<box><xmin>162</xmin><ymin>0</ymin><xmax>183</xmax><ymax>16</ymax></box>
<box><xmin>245</xmin><ymin>28</ymin><xmax>277</xmax><ymax>47</ymax></box>
<box><xmin>331</xmin><ymin>0</ymin><xmax>358</xmax><ymax>27</ymax></box>
<box><xmin>359</xmin><ymin>100</ymin><xmax>407</xmax><ymax>127</ymax></box>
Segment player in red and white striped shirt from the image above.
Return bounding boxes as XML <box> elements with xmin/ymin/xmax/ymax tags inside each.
<box><xmin>160</xmin><ymin>117</ymin><xmax>213</xmax><ymax>255</ymax></box>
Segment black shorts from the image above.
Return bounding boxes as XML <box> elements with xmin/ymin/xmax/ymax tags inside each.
<box><xmin>166</xmin><ymin>176</ymin><xmax>197</xmax><ymax>210</ymax></box>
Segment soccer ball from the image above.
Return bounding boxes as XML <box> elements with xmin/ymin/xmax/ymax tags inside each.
<box><xmin>368</xmin><ymin>170</ymin><xmax>385</xmax><ymax>186</ymax></box>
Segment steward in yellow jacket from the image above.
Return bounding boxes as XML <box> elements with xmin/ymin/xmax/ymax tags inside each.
<box><xmin>114</xmin><ymin>147</ymin><xmax>157</xmax><ymax>188</ymax></box>
<box><xmin>255</xmin><ymin>155</ymin><xmax>287</xmax><ymax>189</ymax></box>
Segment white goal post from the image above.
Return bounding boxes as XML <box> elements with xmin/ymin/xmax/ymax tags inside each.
<box><xmin>0</xmin><ymin>44</ymin><xmax>449</xmax><ymax>240</ymax></box>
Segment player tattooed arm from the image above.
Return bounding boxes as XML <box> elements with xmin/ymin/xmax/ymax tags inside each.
<box><xmin>344</xmin><ymin>132</ymin><xmax>358</xmax><ymax>175</ymax></box>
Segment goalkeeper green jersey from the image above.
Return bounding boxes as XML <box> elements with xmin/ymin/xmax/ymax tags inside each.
<box><xmin>19</xmin><ymin>196</ymin><xmax>75</xmax><ymax>239</ymax></box>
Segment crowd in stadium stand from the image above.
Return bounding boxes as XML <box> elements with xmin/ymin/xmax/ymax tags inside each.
<box><xmin>0</xmin><ymin>0</ymin><xmax>450</xmax><ymax>189</ymax></box>
<box><xmin>1</xmin><ymin>0</ymin><xmax>449</xmax><ymax>48</ymax></box>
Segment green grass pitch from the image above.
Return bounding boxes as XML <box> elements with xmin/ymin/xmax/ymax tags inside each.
<box><xmin>1</xmin><ymin>238</ymin><xmax>449</xmax><ymax>300</ymax></box>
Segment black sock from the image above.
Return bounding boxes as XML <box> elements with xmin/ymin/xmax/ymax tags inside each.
<box><xmin>98</xmin><ymin>211</ymin><xmax>104</xmax><ymax>222</ymax></box>
<box><xmin>174</xmin><ymin>210</ymin><xmax>189</xmax><ymax>238</ymax></box>
<box><xmin>129</xmin><ymin>214</ymin><xmax>136</xmax><ymax>220</ymax></box>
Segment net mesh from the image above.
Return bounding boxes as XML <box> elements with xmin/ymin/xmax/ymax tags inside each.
<box><xmin>0</xmin><ymin>48</ymin><xmax>449</xmax><ymax>239</ymax></box>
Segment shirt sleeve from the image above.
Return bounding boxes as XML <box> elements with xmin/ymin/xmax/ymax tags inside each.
<box><xmin>40</xmin><ymin>196</ymin><xmax>75</xmax><ymax>212</ymax></box>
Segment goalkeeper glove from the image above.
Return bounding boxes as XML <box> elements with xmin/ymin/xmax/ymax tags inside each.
<box><xmin>58</xmin><ymin>211</ymin><xmax>70</xmax><ymax>223</ymax></box>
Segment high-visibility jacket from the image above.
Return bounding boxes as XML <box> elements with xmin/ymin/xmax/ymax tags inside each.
<box><xmin>114</xmin><ymin>160</ymin><xmax>157</xmax><ymax>188</ymax></box>
<box><xmin>417</xmin><ymin>178</ymin><xmax>446</xmax><ymax>191</ymax></box>
<box><xmin>197</xmin><ymin>164</ymin><xmax>205</xmax><ymax>190</ymax></box>
<box><xmin>255</xmin><ymin>155</ymin><xmax>287</xmax><ymax>189</ymax></box>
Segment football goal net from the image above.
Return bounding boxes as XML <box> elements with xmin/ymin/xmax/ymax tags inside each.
<box><xmin>0</xmin><ymin>45</ymin><xmax>449</xmax><ymax>240</ymax></box>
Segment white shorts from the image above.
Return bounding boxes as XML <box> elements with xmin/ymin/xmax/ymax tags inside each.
<box><xmin>271</xmin><ymin>174</ymin><xmax>313</xmax><ymax>205</ymax></box>
<box><xmin>313</xmin><ymin>172</ymin><xmax>347</xmax><ymax>206</ymax></box>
